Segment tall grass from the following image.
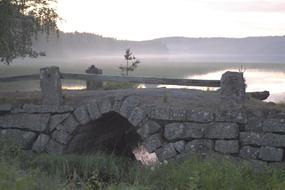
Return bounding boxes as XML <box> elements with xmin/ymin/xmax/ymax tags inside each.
<box><xmin>1</xmin><ymin>139</ymin><xmax>285</xmax><ymax>189</ymax></box>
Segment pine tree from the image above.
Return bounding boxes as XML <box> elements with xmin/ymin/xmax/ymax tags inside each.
<box><xmin>119</xmin><ymin>48</ymin><xmax>140</xmax><ymax>76</ymax></box>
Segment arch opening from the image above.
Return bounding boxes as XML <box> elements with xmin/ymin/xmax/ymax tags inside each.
<box><xmin>66</xmin><ymin>112</ymin><xmax>142</xmax><ymax>159</ymax></box>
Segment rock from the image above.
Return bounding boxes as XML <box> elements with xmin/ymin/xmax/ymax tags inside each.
<box><xmin>112</xmin><ymin>98</ymin><xmax>123</xmax><ymax>112</ymax></box>
<box><xmin>40</xmin><ymin>66</ymin><xmax>63</xmax><ymax>105</ymax></box>
<box><xmin>245</xmin><ymin>117</ymin><xmax>263</xmax><ymax>132</ymax></box>
<box><xmin>59</xmin><ymin>115</ymin><xmax>79</xmax><ymax>134</ymax></box>
<box><xmin>239</xmin><ymin>146</ymin><xmax>260</xmax><ymax>160</ymax></box>
<box><xmin>184</xmin><ymin>140</ymin><xmax>214</xmax><ymax>153</ymax></box>
<box><xmin>142</xmin><ymin>134</ymin><xmax>163</xmax><ymax>153</ymax></box>
<box><xmin>240</xmin><ymin>132</ymin><xmax>263</xmax><ymax>146</ymax></box>
<box><xmin>137</xmin><ymin>120</ymin><xmax>161</xmax><ymax>139</ymax></box>
<box><xmin>220</xmin><ymin>71</ymin><xmax>246</xmax><ymax>109</ymax></box>
<box><xmin>51</xmin><ymin>129</ymin><xmax>72</xmax><ymax>145</ymax></box>
<box><xmin>128</xmin><ymin>107</ymin><xmax>146</xmax><ymax>127</ymax></box>
<box><xmin>155</xmin><ymin>144</ymin><xmax>177</xmax><ymax>161</ymax></box>
<box><xmin>215</xmin><ymin>140</ymin><xmax>239</xmax><ymax>154</ymax></box>
<box><xmin>19</xmin><ymin>104</ymin><xmax>73</xmax><ymax>114</ymax></box>
<box><xmin>150</xmin><ymin>106</ymin><xmax>188</xmax><ymax>121</ymax></box>
<box><xmin>183</xmin><ymin>123</ymin><xmax>208</xmax><ymax>139</ymax></box>
<box><xmin>0</xmin><ymin>104</ymin><xmax>12</xmax><ymax>113</ymax></box>
<box><xmin>164</xmin><ymin>123</ymin><xmax>184</xmax><ymax>140</ymax></box>
<box><xmin>171</xmin><ymin>141</ymin><xmax>185</xmax><ymax>153</ymax></box>
<box><xmin>99</xmin><ymin>99</ymin><xmax>113</xmax><ymax>114</ymax></box>
<box><xmin>85</xmin><ymin>65</ymin><xmax>103</xmax><ymax>90</ymax></box>
<box><xmin>45</xmin><ymin>139</ymin><xmax>65</xmax><ymax>154</ymax></box>
<box><xmin>164</xmin><ymin>123</ymin><xmax>208</xmax><ymax>141</ymax></box>
<box><xmin>87</xmin><ymin>101</ymin><xmax>101</xmax><ymax>120</ymax></box>
<box><xmin>120</xmin><ymin>96</ymin><xmax>140</xmax><ymax>118</ymax></box>
<box><xmin>48</xmin><ymin>113</ymin><xmax>70</xmax><ymax>131</ymax></box>
<box><xmin>240</xmin><ymin>132</ymin><xmax>285</xmax><ymax>147</ymax></box>
<box><xmin>259</xmin><ymin>146</ymin><xmax>284</xmax><ymax>162</ymax></box>
<box><xmin>205</xmin><ymin>123</ymin><xmax>239</xmax><ymax>139</ymax></box>
<box><xmin>0</xmin><ymin>129</ymin><xmax>37</xmax><ymax>149</ymax></box>
<box><xmin>249</xmin><ymin>91</ymin><xmax>270</xmax><ymax>101</ymax></box>
<box><xmin>32</xmin><ymin>134</ymin><xmax>50</xmax><ymax>153</ymax></box>
<box><xmin>73</xmin><ymin>105</ymin><xmax>91</xmax><ymax>125</ymax></box>
<box><xmin>215</xmin><ymin>110</ymin><xmax>247</xmax><ymax>124</ymax></box>
<box><xmin>263</xmin><ymin>119</ymin><xmax>285</xmax><ymax>133</ymax></box>
<box><xmin>0</xmin><ymin>113</ymin><xmax>50</xmax><ymax>132</ymax></box>
<box><xmin>186</xmin><ymin>110</ymin><xmax>214</xmax><ymax>123</ymax></box>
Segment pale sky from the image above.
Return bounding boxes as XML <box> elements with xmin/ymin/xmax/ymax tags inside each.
<box><xmin>57</xmin><ymin>0</ymin><xmax>285</xmax><ymax>41</ymax></box>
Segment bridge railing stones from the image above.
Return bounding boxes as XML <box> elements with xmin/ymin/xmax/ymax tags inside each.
<box><xmin>220</xmin><ymin>71</ymin><xmax>246</xmax><ymax>109</ymax></box>
<box><xmin>40</xmin><ymin>66</ymin><xmax>63</xmax><ymax>105</ymax></box>
<box><xmin>1</xmin><ymin>67</ymin><xmax>247</xmax><ymax>109</ymax></box>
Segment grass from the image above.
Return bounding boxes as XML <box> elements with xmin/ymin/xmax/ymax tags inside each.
<box><xmin>1</xmin><ymin>139</ymin><xmax>285</xmax><ymax>189</ymax></box>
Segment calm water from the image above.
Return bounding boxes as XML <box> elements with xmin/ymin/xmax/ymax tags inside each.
<box><xmin>0</xmin><ymin>55</ymin><xmax>284</xmax><ymax>102</ymax></box>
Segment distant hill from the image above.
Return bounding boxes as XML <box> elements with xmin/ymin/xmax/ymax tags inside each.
<box><xmin>33</xmin><ymin>32</ymin><xmax>285</xmax><ymax>62</ymax></box>
<box><xmin>156</xmin><ymin>36</ymin><xmax>285</xmax><ymax>55</ymax></box>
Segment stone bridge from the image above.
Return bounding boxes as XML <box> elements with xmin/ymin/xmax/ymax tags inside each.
<box><xmin>0</xmin><ymin>68</ymin><xmax>285</xmax><ymax>167</ymax></box>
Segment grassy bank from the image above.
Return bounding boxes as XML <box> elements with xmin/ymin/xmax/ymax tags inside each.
<box><xmin>1</xmin><ymin>140</ymin><xmax>285</xmax><ymax>190</ymax></box>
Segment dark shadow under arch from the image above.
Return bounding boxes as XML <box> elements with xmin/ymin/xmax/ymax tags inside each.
<box><xmin>66</xmin><ymin>111</ymin><xmax>141</xmax><ymax>159</ymax></box>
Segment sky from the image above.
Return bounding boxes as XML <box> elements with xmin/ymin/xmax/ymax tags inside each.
<box><xmin>57</xmin><ymin>0</ymin><xmax>285</xmax><ymax>41</ymax></box>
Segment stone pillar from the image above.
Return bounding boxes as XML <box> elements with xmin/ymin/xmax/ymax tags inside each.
<box><xmin>85</xmin><ymin>65</ymin><xmax>103</xmax><ymax>90</ymax></box>
<box><xmin>40</xmin><ymin>66</ymin><xmax>63</xmax><ymax>105</ymax></box>
<box><xmin>220</xmin><ymin>71</ymin><xmax>246</xmax><ymax>109</ymax></box>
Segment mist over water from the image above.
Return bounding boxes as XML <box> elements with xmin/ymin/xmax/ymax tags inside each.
<box><xmin>0</xmin><ymin>54</ymin><xmax>284</xmax><ymax>103</ymax></box>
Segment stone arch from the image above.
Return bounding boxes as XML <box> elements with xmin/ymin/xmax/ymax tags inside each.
<box><xmin>45</xmin><ymin>96</ymin><xmax>152</xmax><ymax>157</ymax></box>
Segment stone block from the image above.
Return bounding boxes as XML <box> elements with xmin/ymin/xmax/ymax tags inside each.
<box><xmin>150</xmin><ymin>107</ymin><xmax>188</xmax><ymax>121</ymax></box>
<box><xmin>206</xmin><ymin>123</ymin><xmax>239</xmax><ymax>139</ymax></box>
<box><xmin>59</xmin><ymin>115</ymin><xmax>79</xmax><ymax>134</ymax></box>
<box><xmin>215</xmin><ymin>110</ymin><xmax>247</xmax><ymax>124</ymax></box>
<box><xmin>40</xmin><ymin>66</ymin><xmax>63</xmax><ymax>105</ymax></box>
<box><xmin>128</xmin><ymin>107</ymin><xmax>146</xmax><ymax>127</ymax></box>
<box><xmin>259</xmin><ymin>146</ymin><xmax>284</xmax><ymax>162</ymax></box>
<box><xmin>0</xmin><ymin>129</ymin><xmax>36</xmax><ymax>149</ymax></box>
<box><xmin>137</xmin><ymin>120</ymin><xmax>161</xmax><ymax>139</ymax></box>
<box><xmin>0</xmin><ymin>113</ymin><xmax>50</xmax><ymax>132</ymax></box>
<box><xmin>263</xmin><ymin>119</ymin><xmax>285</xmax><ymax>133</ymax></box>
<box><xmin>164</xmin><ymin>123</ymin><xmax>184</xmax><ymax>140</ymax></box>
<box><xmin>245</xmin><ymin>117</ymin><xmax>263</xmax><ymax>132</ymax></box>
<box><xmin>142</xmin><ymin>134</ymin><xmax>162</xmax><ymax>153</ymax></box>
<box><xmin>240</xmin><ymin>132</ymin><xmax>285</xmax><ymax>147</ymax></box>
<box><xmin>155</xmin><ymin>144</ymin><xmax>177</xmax><ymax>161</ymax></box>
<box><xmin>32</xmin><ymin>134</ymin><xmax>50</xmax><ymax>153</ymax></box>
<box><xmin>240</xmin><ymin>132</ymin><xmax>263</xmax><ymax>146</ymax></box>
<box><xmin>120</xmin><ymin>96</ymin><xmax>140</xmax><ymax>118</ymax></box>
<box><xmin>51</xmin><ymin>129</ymin><xmax>72</xmax><ymax>145</ymax></box>
<box><xmin>185</xmin><ymin>140</ymin><xmax>214</xmax><ymax>153</ymax></box>
<box><xmin>85</xmin><ymin>65</ymin><xmax>103</xmax><ymax>90</ymax></box>
<box><xmin>20</xmin><ymin>104</ymin><xmax>73</xmax><ymax>114</ymax></box>
<box><xmin>45</xmin><ymin>139</ymin><xmax>65</xmax><ymax>154</ymax></box>
<box><xmin>164</xmin><ymin>123</ymin><xmax>208</xmax><ymax>141</ymax></box>
<box><xmin>99</xmin><ymin>99</ymin><xmax>113</xmax><ymax>114</ymax></box>
<box><xmin>87</xmin><ymin>101</ymin><xmax>101</xmax><ymax>120</ymax></box>
<box><xmin>186</xmin><ymin>110</ymin><xmax>214</xmax><ymax>122</ymax></box>
<box><xmin>48</xmin><ymin>113</ymin><xmax>70</xmax><ymax>131</ymax></box>
<box><xmin>73</xmin><ymin>105</ymin><xmax>91</xmax><ymax>125</ymax></box>
<box><xmin>239</xmin><ymin>146</ymin><xmax>260</xmax><ymax>160</ymax></box>
<box><xmin>215</xmin><ymin>140</ymin><xmax>239</xmax><ymax>154</ymax></box>
<box><xmin>220</xmin><ymin>71</ymin><xmax>246</xmax><ymax>109</ymax></box>
<box><xmin>171</xmin><ymin>140</ymin><xmax>185</xmax><ymax>153</ymax></box>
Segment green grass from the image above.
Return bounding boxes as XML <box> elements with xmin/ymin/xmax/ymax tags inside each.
<box><xmin>1</xmin><ymin>139</ymin><xmax>285</xmax><ymax>190</ymax></box>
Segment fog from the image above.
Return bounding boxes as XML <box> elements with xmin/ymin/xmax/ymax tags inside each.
<box><xmin>0</xmin><ymin>33</ymin><xmax>285</xmax><ymax>102</ymax></box>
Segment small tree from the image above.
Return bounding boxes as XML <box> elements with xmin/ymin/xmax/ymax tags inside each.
<box><xmin>119</xmin><ymin>48</ymin><xmax>140</xmax><ymax>76</ymax></box>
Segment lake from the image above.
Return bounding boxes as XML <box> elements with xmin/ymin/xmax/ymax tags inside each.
<box><xmin>0</xmin><ymin>55</ymin><xmax>284</xmax><ymax>103</ymax></box>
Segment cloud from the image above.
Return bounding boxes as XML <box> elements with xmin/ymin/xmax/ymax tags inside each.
<box><xmin>200</xmin><ymin>0</ymin><xmax>285</xmax><ymax>13</ymax></box>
